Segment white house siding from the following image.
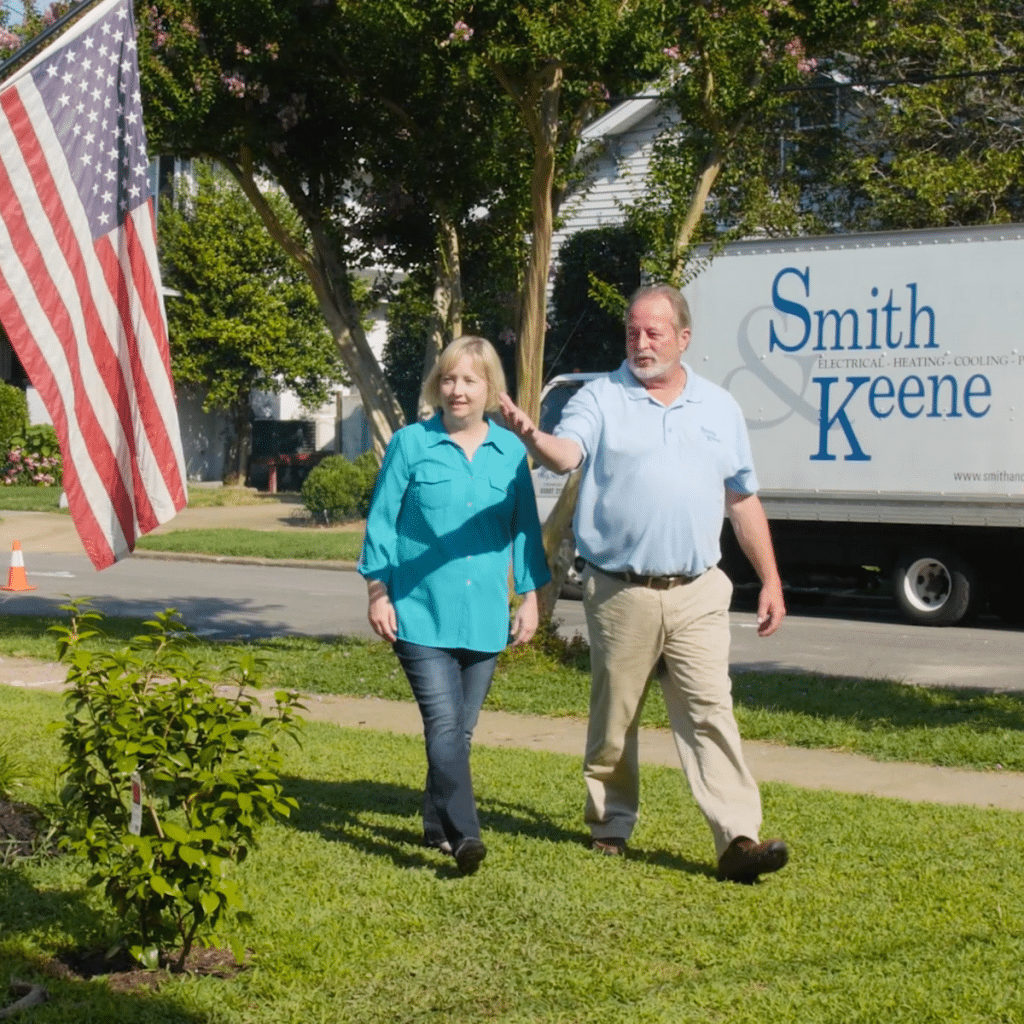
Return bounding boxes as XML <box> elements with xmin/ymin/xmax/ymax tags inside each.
<box><xmin>250</xmin><ymin>299</ymin><xmax>390</xmax><ymax>462</ymax></box>
<box><xmin>27</xmin><ymin>381</ymin><xmax>227</xmax><ymax>483</ymax></box>
<box><xmin>177</xmin><ymin>384</ymin><xmax>228</xmax><ymax>482</ymax></box>
<box><xmin>551</xmin><ymin>99</ymin><xmax>676</xmax><ymax>264</ymax></box>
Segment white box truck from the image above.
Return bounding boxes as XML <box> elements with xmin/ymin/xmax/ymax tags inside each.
<box><xmin>537</xmin><ymin>223</ymin><xmax>1024</xmax><ymax>626</ymax></box>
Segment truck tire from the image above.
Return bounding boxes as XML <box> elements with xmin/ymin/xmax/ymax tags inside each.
<box><xmin>892</xmin><ymin>550</ymin><xmax>976</xmax><ymax>626</ymax></box>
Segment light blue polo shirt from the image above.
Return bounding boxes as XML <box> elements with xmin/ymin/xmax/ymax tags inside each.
<box><xmin>554</xmin><ymin>362</ymin><xmax>758</xmax><ymax>577</ymax></box>
<box><xmin>358</xmin><ymin>414</ymin><xmax>551</xmax><ymax>653</ymax></box>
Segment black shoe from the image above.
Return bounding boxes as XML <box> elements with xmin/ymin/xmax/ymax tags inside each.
<box><xmin>591</xmin><ymin>836</ymin><xmax>627</xmax><ymax>856</ymax></box>
<box><xmin>454</xmin><ymin>837</ymin><xmax>487</xmax><ymax>875</ymax></box>
<box><xmin>717</xmin><ymin>837</ymin><xmax>789</xmax><ymax>883</ymax></box>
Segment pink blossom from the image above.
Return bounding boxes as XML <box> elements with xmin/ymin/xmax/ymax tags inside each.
<box><xmin>222</xmin><ymin>74</ymin><xmax>247</xmax><ymax>98</ymax></box>
<box><xmin>663</xmin><ymin>46</ymin><xmax>682</xmax><ymax>62</ymax></box>
<box><xmin>265</xmin><ymin>42</ymin><xmax>280</xmax><ymax>60</ymax></box>
<box><xmin>236</xmin><ymin>43</ymin><xmax>252</xmax><ymax>57</ymax></box>
<box><xmin>442</xmin><ymin>19</ymin><xmax>474</xmax><ymax>45</ymax></box>
<box><xmin>0</xmin><ymin>28</ymin><xmax>20</xmax><ymax>50</ymax></box>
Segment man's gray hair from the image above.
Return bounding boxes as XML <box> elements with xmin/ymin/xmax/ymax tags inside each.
<box><xmin>626</xmin><ymin>284</ymin><xmax>692</xmax><ymax>332</ymax></box>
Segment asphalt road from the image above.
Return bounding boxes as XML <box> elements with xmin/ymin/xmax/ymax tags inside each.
<box><xmin>4</xmin><ymin>551</ymin><xmax>1023</xmax><ymax>692</ymax></box>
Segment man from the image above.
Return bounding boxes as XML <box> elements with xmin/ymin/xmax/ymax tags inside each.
<box><xmin>499</xmin><ymin>284</ymin><xmax>789</xmax><ymax>883</ymax></box>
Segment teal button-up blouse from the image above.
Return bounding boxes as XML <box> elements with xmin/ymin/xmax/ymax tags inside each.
<box><xmin>358</xmin><ymin>414</ymin><xmax>552</xmax><ymax>653</ymax></box>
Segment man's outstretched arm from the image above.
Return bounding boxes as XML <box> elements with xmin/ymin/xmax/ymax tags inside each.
<box><xmin>498</xmin><ymin>393</ymin><xmax>582</xmax><ymax>474</ymax></box>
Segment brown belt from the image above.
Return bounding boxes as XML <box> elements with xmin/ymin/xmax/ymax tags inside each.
<box><xmin>588</xmin><ymin>563</ymin><xmax>703</xmax><ymax>590</ymax></box>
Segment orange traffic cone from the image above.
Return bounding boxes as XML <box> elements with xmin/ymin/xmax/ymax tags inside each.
<box><xmin>1</xmin><ymin>541</ymin><xmax>36</xmax><ymax>592</ymax></box>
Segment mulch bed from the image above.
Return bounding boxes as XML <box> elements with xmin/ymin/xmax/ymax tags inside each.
<box><xmin>47</xmin><ymin>945</ymin><xmax>247</xmax><ymax>994</ymax></box>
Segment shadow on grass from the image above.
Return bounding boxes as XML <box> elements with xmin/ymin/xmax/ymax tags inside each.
<box><xmin>730</xmin><ymin>671</ymin><xmax>1024</xmax><ymax>734</ymax></box>
<box><xmin>283</xmin><ymin>775</ymin><xmax>714</xmax><ymax>879</ymax></box>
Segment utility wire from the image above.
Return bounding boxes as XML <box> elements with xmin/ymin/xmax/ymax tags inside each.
<box><xmin>618</xmin><ymin>62</ymin><xmax>1024</xmax><ymax>105</ymax></box>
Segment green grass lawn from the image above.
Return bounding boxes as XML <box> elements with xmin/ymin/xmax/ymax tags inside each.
<box><xmin>0</xmin><ymin>485</ymin><xmax>65</xmax><ymax>513</ymax></box>
<box><xmin>1</xmin><ymin>687</ymin><xmax>1022</xmax><ymax>1024</ymax></box>
<box><xmin>0</xmin><ymin>614</ymin><xmax>1022</xmax><ymax>773</ymax></box>
<box><xmin>134</xmin><ymin>528</ymin><xmax>362</xmax><ymax>561</ymax></box>
<box><xmin>0</xmin><ymin>486</ymin><xmax>296</xmax><ymax>514</ymax></box>
<box><xmin>135</xmin><ymin>528</ymin><xmax>363</xmax><ymax>561</ymax></box>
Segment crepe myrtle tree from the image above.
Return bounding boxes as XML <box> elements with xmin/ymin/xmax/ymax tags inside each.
<box><xmin>394</xmin><ymin>0</ymin><xmax>672</xmax><ymax>428</ymax></box>
<box><xmin>141</xmin><ymin>0</ymin><xmax>415</xmax><ymax>458</ymax></box>
<box><xmin>628</xmin><ymin>0</ymin><xmax>887</xmax><ymax>285</ymax></box>
<box><xmin>822</xmin><ymin>0</ymin><xmax>1024</xmax><ymax>231</ymax></box>
<box><xmin>159</xmin><ymin>161</ymin><xmax>344</xmax><ymax>484</ymax></box>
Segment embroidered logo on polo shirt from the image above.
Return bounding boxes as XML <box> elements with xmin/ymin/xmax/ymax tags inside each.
<box><xmin>701</xmin><ymin>426</ymin><xmax>721</xmax><ymax>443</ymax></box>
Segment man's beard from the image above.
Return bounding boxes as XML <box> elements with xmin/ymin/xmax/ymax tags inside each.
<box><xmin>628</xmin><ymin>354</ymin><xmax>674</xmax><ymax>380</ymax></box>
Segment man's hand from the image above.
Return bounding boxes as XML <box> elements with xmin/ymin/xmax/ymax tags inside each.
<box><xmin>726</xmin><ymin>490</ymin><xmax>786</xmax><ymax>637</ymax></box>
<box><xmin>510</xmin><ymin>590</ymin><xmax>539</xmax><ymax>647</ymax></box>
<box><xmin>498</xmin><ymin>392</ymin><xmax>582</xmax><ymax>474</ymax></box>
<box><xmin>756</xmin><ymin>578</ymin><xmax>786</xmax><ymax>637</ymax></box>
<box><xmin>498</xmin><ymin>392</ymin><xmax>537</xmax><ymax>443</ymax></box>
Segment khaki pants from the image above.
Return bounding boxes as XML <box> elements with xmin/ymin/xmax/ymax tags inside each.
<box><xmin>582</xmin><ymin>565</ymin><xmax>761</xmax><ymax>858</ymax></box>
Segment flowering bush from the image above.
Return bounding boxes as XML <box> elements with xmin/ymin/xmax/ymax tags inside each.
<box><xmin>3</xmin><ymin>424</ymin><xmax>63</xmax><ymax>487</ymax></box>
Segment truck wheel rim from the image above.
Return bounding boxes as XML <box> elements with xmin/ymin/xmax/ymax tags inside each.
<box><xmin>901</xmin><ymin>558</ymin><xmax>951</xmax><ymax>613</ymax></box>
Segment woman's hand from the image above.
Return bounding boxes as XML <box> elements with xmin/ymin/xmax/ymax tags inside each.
<box><xmin>510</xmin><ymin>590</ymin><xmax>539</xmax><ymax>647</ymax></box>
<box><xmin>366</xmin><ymin>579</ymin><xmax>398</xmax><ymax>642</ymax></box>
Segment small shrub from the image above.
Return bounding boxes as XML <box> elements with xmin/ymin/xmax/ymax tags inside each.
<box><xmin>3</xmin><ymin>423</ymin><xmax>62</xmax><ymax>487</ymax></box>
<box><xmin>0</xmin><ymin>382</ymin><xmax>27</xmax><ymax>458</ymax></box>
<box><xmin>55</xmin><ymin>602</ymin><xmax>303</xmax><ymax>971</ymax></box>
<box><xmin>301</xmin><ymin>451</ymin><xmax>378</xmax><ymax>523</ymax></box>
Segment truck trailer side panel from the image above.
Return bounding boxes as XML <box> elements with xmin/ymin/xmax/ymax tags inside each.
<box><xmin>687</xmin><ymin>224</ymin><xmax>1024</xmax><ymax>625</ymax></box>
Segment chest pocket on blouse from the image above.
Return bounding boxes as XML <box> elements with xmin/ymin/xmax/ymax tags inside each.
<box><xmin>483</xmin><ymin>475</ymin><xmax>515</xmax><ymax>516</ymax></box>
<box><xmin>411</xmin><ymin>468</ymin><xmax>456</xmax><ymax>509</ymax></box>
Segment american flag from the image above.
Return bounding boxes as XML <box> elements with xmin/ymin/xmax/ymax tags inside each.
<box><xmin>0</xmin><ymin>0</ymin><xmax>187</xmax><ymax>570</ymax></box>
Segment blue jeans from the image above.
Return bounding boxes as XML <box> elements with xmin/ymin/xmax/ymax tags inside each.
<box><xmin>392</xmin><ymin>640</ymin><xmax>499</xmax><ymax>849</ymax></box>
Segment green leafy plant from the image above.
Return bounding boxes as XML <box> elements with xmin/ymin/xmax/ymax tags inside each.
<box><xmin>0</xmin><ymin>738</ymin><xmax>27</xmax><ymax>802</ymax></box>
<box><xmin>3</xmin><ymin>423</ymin><xmax>63</xmax><ymax>487</ymax></box>
<box><xmin>54</xmin><ymin>602</ymin><xmax>303</xmax><ymax>971</ymax></box>
<box><xmin>0</xmin><ymin>381</ymin><xmax>28</xmax><ymax>460</ymax></box>
<box><xmin>301</xmin><ymin>452</ymin><xmax>378</xmax><ymax>524</ymax></box>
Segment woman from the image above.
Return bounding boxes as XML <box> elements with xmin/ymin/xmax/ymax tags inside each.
<box><xmin>358</xmin><ymin>336</ymin><xmax>551</xmax><ymax>875</ymax></box>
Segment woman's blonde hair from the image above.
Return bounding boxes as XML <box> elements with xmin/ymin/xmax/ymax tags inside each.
<box><xmin>420</xmin><ymin>335</ymin><xmax>507</xmax><ymax>413</ymax></box>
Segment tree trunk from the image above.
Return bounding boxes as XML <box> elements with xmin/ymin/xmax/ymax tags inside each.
<box><xmin>536</xmin><ymin>468</ymin><xmax>582</xmax><ymax>622</ymax></box>
<box><xmin>514</xmin><ymin>60</ymin><xmax>563</xmax><ymax>425</ymax></box>
<box><xmin>418</xmin><ymin>207</ymin><xmax>463</xmax><ymax>421</ymax></box>
<box><xmin>235</xmin><ymin>405</ymin><xmax>252</xmax><ymax>487</ymax></box>
<box><xmin>668</xmin><ymin>143</ymin><xmax>724</xmax><ymax>286</ymax></box>
<box><xmin>223</xmin><ymin>159</ymin><xmax>405</xmax><ymax>462</ymax></box>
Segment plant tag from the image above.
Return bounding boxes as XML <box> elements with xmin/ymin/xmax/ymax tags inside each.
<box><xmin>129</xmin><ymin>772</ymin><xmax>143</xmax><ymax>836</ymax></box>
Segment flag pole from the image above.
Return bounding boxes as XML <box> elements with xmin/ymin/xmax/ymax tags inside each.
<box><xmin>0</xmin><ymin>0</ymin><xmax>102</xmax><ymax>82</ymax></box>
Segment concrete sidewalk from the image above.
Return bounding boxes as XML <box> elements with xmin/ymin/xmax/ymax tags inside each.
<box><xmin>3</xmin><ymin>654</ymin><xmax>1022</xmax><ymax>813</ymax></box>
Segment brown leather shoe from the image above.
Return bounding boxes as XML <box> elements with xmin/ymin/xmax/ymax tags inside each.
<box><xmin>717</xmin><ymin>837</ymin><xmax>788</xmax><ymax>883</ymax></box>
<box><xmin>591</xmin><ymin>836</ymin><xmax>627</xmax><ymax>856</ymax></box>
